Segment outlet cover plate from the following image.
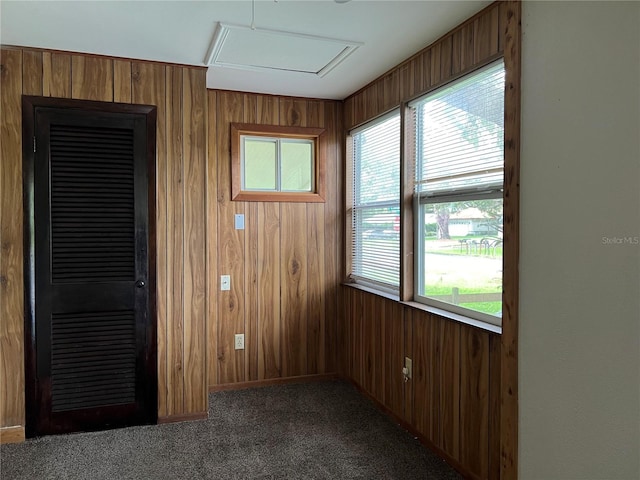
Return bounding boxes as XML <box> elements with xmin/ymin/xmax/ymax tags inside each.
<box><xmin>234</xmin><ymin>333</ymin><xmax>245</xmax><ymax>350</ymax></box>
<box><xmin>404</xmin><ymin>357</ymin><xmax>412</xmax><ymax>379</ymax></box>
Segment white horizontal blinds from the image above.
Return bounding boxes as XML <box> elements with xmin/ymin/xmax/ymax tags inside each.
<box><xmin>351</xmin><ymin>112</ymin><xmax>401</xmax><ymax>290</ymax></box>
<box><xmin>414</xmin><ymin>60</ymin><xmax>506</xmax><ymax>197</ymax></box>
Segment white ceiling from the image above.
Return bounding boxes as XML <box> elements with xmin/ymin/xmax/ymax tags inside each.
<box><xmin>0</xmin><ymin>0</ymin><xmax>490</xmax><ymax>100</ymax></box>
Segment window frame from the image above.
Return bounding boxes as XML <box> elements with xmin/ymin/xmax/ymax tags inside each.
<box><xmin>346</xmin><ymin>109</ymin><xmax>401</xmax><ymax>294</ymax></box>
<box><xmin>409</xmin><ymin>60</ymin><xmax>506</xmax><ymax>326</ymax></box>
<box><xmin>231</xmin><ymin>123</ymin><xmax>326</xmax><ymax>203</ymax></box>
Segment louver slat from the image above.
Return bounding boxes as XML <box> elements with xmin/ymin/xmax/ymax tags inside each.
<box><xmin>51</xmin><ymin>311</ymin><xmax>136</xmax><ymax>412</ymax></box>
<box><xmin>50</xmin><ymin>124</ymin><xmax>135</xmax><ymax>283</ymax></box>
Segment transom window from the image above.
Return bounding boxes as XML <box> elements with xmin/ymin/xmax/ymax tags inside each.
<box><xmin>242</xmin><ymin>136</ymin><xmax>314</xmax><ymax>192</ymax></box>
<box><xmin>231</xmin><ymin>124</ymin><xmax>325</xmax><ymax>202</ymax></box>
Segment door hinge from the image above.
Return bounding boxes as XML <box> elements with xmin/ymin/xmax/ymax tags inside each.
<box><xmin>33</xmin><ymin>136</ymin><xmax>36</xmax><ymax>153</ymax></box>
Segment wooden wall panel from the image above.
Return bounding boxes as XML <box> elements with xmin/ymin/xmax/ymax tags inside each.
<box><xmin>0</xmin><ymin>48</ymin><xmax>25</xmax><ymax>429</ymax></box>
<box><xmin>206</xmin><ymin>91</ymin><xmax>219</xmax><ymax>388</ymax></box>
<box><xmin>340</xmin><ymin>3</ymin><xmax>517</xmax><ymax>479</ymax></box>
<box><xmin>207</xmin><ymin>91</ymin><xmax>341</xmax><ymax>387</ymax></box>
<box><xmin>243</xmin><ymin>94</ymin><xmax>259</xmax><ymax>383</ymax></box>
<box><xmin>216</xmin><ymin>91</ymin><xmax>245</xmax><ymax>384</ymax></box>
<box><xmin>71</xmin><ymin>56</ymin><xmax>113</xmax><ymax>102</ymax></box>
<box><xmin>440</xmin><ymin>319</ymin><xmax>461</xmax><ymax>459</ymax></box>
<box><xmin>340</xmin><ymin>286</ymin><xmax>501</xmax><ymax>480</ymax></box>
<box><xmin>279</xmin><ymin>203</ymin><xmax>308</xmax><ymax>377</ymax></box>
<box><xmin>412</xmin><ymin>311</ymin><xmax>431</xmax><ymax>440</ymax></box>
<box><xmin>344</xmin><ymin>2</ymin><xmax>504</xmax><ymax>130</ymax></box>
<box><xmin>1</xmin><ymin>47</ymin><xmax>208</xmax><ymax>431</ymax></box>
<box><xmin>323</xmin><ymin>101</ymin><xmax>340</xmax><ymax>374</ymax></box>
<box><xmin>22</xmin><ymin>50</ymin><xmax>42</xmax><ymax>96</ymax></box>
<box><xmin>460</xmin><ymin>328</ymin><xmax>490</xmax><ymax>479</ymax></box>
<box><xmin>42</xmin><ymin>52</ymin><xmax>71</xmax><ymax>98</ymax></box>
<box><xmin>164</xmin><ymin>65</ymin><xmax>185</xmax><ymax>416</ymax></box>
<box><xmin>257</xmin><ymin>202</ymin><xmax>281</xmax><ymax>379</ymax></box>
<box><xmin>133</xmin><ymin>61</ymin><xmax>174</xmax><ymax>418</ymax></box>
<box><xmin>384</xmin><ymin>300</ymin><xmax>404</xmax><ymax>418</ymax></box>
<box><xmin>114</xmin><ymin>60</ymin><xmax>132</xmax><ymax>103</ymax></box>
<box><xmin>182</xmin><ymin>68</ymin><xmax>207</xmax><ymax>414</ymax></box>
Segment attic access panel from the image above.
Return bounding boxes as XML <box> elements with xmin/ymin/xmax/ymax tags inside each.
<box><xmin>205</xmin><ymin>23</ymin><xmax>361</xmax><ymax>77</ymax></box>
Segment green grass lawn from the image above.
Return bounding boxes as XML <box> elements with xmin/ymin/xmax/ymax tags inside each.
<box><xmin>424</xmin><ymin>284</ymin><xmax>502</xmax><ymax>315</ymax></box>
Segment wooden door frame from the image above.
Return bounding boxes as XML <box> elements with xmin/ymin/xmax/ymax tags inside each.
<box><xmin>22</xmin><ymin>95</ymin><xmax>158</xmax><ymax>436</ymax></box>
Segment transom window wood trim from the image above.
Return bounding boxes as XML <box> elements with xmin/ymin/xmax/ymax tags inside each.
<box><xmin>231</xmin><ymin>123</ymin><xmax>326</xmax><ymax>203</ymax></box>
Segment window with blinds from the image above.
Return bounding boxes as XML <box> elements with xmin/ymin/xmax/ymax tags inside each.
<box><xmin>411</xmin><ymin>60</ymin><xmax>505</xmax><ymax>325</ymax></box>
<box><xmin>349</xmin><ymin>111</ymin><xmax>401</xmax><ymax>292</ymax></box>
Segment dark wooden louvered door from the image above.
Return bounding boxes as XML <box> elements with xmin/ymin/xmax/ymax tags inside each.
<box><xmin>23</xmin><ymin>97</ymin><xmax>157</xmax><ymax>437</ymax></box>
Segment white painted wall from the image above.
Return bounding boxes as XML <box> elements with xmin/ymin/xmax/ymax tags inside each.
<box><xmin>520</xmin><ymin>1</ymin><xmax>640</xmax><ymax>478</ymax></box>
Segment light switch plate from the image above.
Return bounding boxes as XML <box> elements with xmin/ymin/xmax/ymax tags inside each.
<box><xmin>234</xmin><ymin>214</ymin><xmax>245</xmax><ymax>230</ymax></box>
<box><xmin>220</xmin><ymin>275</ymin><xmax>230</xmax><ymax>291</ymax></box>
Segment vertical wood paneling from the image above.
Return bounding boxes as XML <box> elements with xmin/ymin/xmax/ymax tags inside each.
<box><xmin>257</xmin><ymin>202</ymin><xmax>281</xmax><ymax>379</ymax></box>
<box><xmin>403</xmin><ymin>306</ymin><xmax>413</xmax><ymax>425</ymax></box>
<box><xmin>245</xmin><ymin>198</ymin><xmax>259</xmax><ymax>383</ymax></box>
<box><xmin>279</xmin><ymin>99</ymin><xmax>307</xmax><ymax>378</ymax></box>
<box><xmin>243</xmin><ymin>94</ymin><xmax>259</xmax><ymax>382</ymax></box>
<box><xmin>113</xmin><ymin>60</ymin><xmax>132</xmax><ymax>103</ymax></box>
<box><xmin>206</xmin><ymin>90</ymin><xmax>219</xmax><ymax>388</ymax></box>
<box><xmin>0</xmin><ymin>48</ymin><xmax>25</xmax><ymax>428</ymax></box>
<box><xmin>1</xmin><ymin>47</ymin><xmax>210</xmax><ymax>430</ymax></box>
<box><xmin>342</xmin><ymin>287</ymin><xmax>499</xmax><ymax>480</ymax></box>
<box><xmin>43</xmin><ymin>52</ymin><xmax>71</xmax><ymax>98</ymax></box>
<box><xmin>460</xmin><ymin>327</ymin><xmax>490</xmax><ymax>479</ymax></box>
<box><xmin>382</xmin><ymin>71</ymin><xmax>399</xmax><ymax>112</ymax></box>
<box><xmin>154</xmin><ymin>78</ymin><xmax>168</xmax><ymax>420</ymax></box>
<box><xmin>207</xmin><ymin>91</ymin><xmax>339</xmax><ymax>387</ymax></box>
<box><xmin>71</xmin><ymin>56</ymin><xmax>113</xmax><ymax>102</ymax></box>
<box><xmin>501</xmin><ymin>3</ymin><xmax>522</xmax><ymax>478</ymax></box>
<box><xmin>440</xmin><ymin>35</ymin><xmax>453</xmax><ymax>81</ymax></box>
<box><xmin>133</xmin><ymin>62</ymin><xmax>170</xmax><ymax>416</ymax></box>
<box><xmin>306</xmin><ymin>201</ymin><xmax>325</xmax><ymax>374</ymax></box>
<box><xmin>306</xmin><ymin>101</ymin><xmax>326</xmax><ymax>374</ymax></box>
<box><xmin>22</xmin><ymin>51</ymin><xmax>42</xmax><ymax>95</ymax></box>
<box><xmin>217</xmin><ymin>91</ymin><xmax>245</xmax><ymax>384</ymax></box>
<box><xmin>323</xmin><ymin>101</ymin><xmax>340</xmax><ymax>373</ymax></box>
<box><xmin>488</xmin><ymin>334</ymin><xmax>502</xmax><ymax>480</ymax></box>
<box><xmin>384</xmin><ymin>299</ymin><xmax>404</xmax><ymax>418</ymax></box>
<box><xmin>165</xmin><ymin>65</ymin><xmax>185</xmax><ymax>415</ymax></box>
<box><xmin>255</xmin><ymin>95</ymin><xmax>282</xmax><ymax>380</ymax></box>
<box><xmin>412</xmin><ymin>311</ymin><xmax>431</xmax><ymax>437</ymax></box>
<box><xmin>429</xmin><ymin>43</ymin><xmax>442</xmax><ymax>88</ymax></box>
<box><xmin>440</xmin><ymin>319</ymin><xmax>460</xmax><ymax>459</ymax></box>
<box><xmin>343</xmin><ymin>2</ymin><xmax>502</xmax><ymax>130</ymax></box>
<box><xmin>420</xmin><ymin>51</ymin><xmax>431</xmax><ymax>95</ymax></box>
<box><xmin>361</xmin><ymin>295</ymin><xmax>373</xmax><ymax>395</ymax></box>
<box><xmin>279</xmin><ymin>202</ymin><xmax>308</xmax><ymax>377</ymax></box>
<box><xmin>182</xmin><ymin>68</ymin><xmax>206</xmax><ymax>413</ymax></box>
<box><xmin>342</xmin><ymin>6</ymin><xmax>510</xmax><ymax>477</ymax></box>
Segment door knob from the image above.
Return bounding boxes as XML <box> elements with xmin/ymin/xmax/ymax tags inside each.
<box><xmin>136</xmin><ymin>280</ymin><xmax>145</xmax><ymax>288</ymax></box>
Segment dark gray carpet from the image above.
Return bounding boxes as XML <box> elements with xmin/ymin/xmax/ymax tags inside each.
<box><xmin>0</xmin><ymin>380</ymin><xmax>462</xmax><ymax>479</ymax></box>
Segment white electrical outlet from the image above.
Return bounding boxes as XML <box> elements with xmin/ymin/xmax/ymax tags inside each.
<box><xmin>234</xmin><ymin>334</ymin><xmax>245</xmax><ymax>350</ymax></box>
<box><xmin>220</xmin><ymin>275</ymin><xmax>230</xmax><ymax>291</ymax></box>
<box><xmin>404</xmin><ymin>357</ymin><xmax>412</xmax><ymax>379</ymax></box>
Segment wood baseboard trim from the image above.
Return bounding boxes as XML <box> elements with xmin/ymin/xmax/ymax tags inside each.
<box><xmin>157</xmin><ymin>411</ymin><xmax>208</xmax><ymax>425</ymax></box>
<box><xmin>209</xmin><ymin>373</ymin><xmax>339</xmax><ymax>393</ymax></box>
<box><xmin>0</xmin><ymin>426</ymin><xmax>25</xmax><ymax>444</ymax></box>
<box><xmin>340</xmin><ymin>375</ymin><xmax>481</xmax><ymax>480</ymax></box>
